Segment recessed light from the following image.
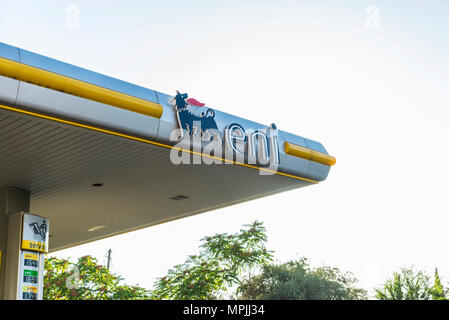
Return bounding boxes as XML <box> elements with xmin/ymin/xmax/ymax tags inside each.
<box><xmin>170</xmin><ymin>195</ymin><xmax>189</xmax><ymax>201</ymax></box>
<box><xmin>88</xmin><ymin>225</ymin><xmax>106</xmax><ymax>232</ymax></box>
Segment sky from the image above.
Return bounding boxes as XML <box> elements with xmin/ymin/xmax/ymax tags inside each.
<box><xmin>1</xmin><ymin>0</ymin><xmax>448</xmax><ymax>298</ymax></box>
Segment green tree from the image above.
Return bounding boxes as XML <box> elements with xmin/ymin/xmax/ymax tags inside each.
<box><xmin>431</xmin><ymin>268</ymin><xmax>446</xmax><ymax>300</ymax></box>
<box><xmin>375</xmin><ymin>266</ymin><xmax>446</xmax><ymax>300</ymax></box>
<box><xmin>238</xmin><ymin>258</ymin><xmax>367</xmax><ymax>300</ymax></box>
<box><xmin>44</xmin><ymin>255</ymin><xmax>151</xmax><ymax>300</ymax></box>
<box><xmin>151</xmin><ymin>221</ymin><xmax>273</xmax><ymax>300</ymax></box>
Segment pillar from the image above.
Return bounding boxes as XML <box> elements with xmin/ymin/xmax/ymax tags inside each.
<box><xmin>0</xmin><ymin>187</ymin><xmax>30</xmax><ymax>300</ymax></box>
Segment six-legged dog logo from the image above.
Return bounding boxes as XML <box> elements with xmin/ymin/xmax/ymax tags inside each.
<box><xmin>168</xmin><ymin>90</ymin><xmax>280</xmax><ymax>174</ymax></box>
<box><xmin>29</xmin><ymin>220</ymin><xmax>47</xmax><ymax>241</ymax></box>
<box><xmin>170</xmin><ymin>91</ymin><xmax>220</xmax><ymax>140</ymax></box>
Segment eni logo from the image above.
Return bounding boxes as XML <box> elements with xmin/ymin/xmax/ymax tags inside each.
<box><xmin>225</xmin><ymin>123</ymin><xmax>280</xmax><ymax>166</ymax></box>
<box><xmin>29</xmin><ymin>220</ymin><xmax>47</xmax><ymax>241</ymax></box>
<box><xmin>170</xmin><ymin>91</ymin><xmax>220</xmax><ymax>140</ymax></box>
<box><xmin>168</xmin><ymin>90</ymin><xmax>279</xmax><ymax>171</ymax></box>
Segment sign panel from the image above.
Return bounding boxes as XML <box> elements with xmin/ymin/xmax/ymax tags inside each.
<box><xmin>18</xmin><ymin>250</ymin><xmax>44</xmax><ymax>300</ymax></box>
<box><xmin>17</xmin><ymin>214</ymin><xmax>48</xmax><ymax>300</ymax></box>
<box><xmin>169</xmin><ymin>91</ymin><xmax>280</xmax><ymax>170</ymax></box>
<box><xmin>21</xmin><ymin>214</ymin><xmax>49</xmax><ymax>253</ymax></box>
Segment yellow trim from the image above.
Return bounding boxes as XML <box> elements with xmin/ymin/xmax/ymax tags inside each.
<box><xmin>284</xmin><ymin>142</ymin><xmax>336</xmax><ymax>166</ymax></box>
<box><xmin>24</xmin><ymin>253</ymin><xmax>39</xmax><ymax>260</ymax></box>
<box><xmin>0</xmin><ymin>57</ymin><xmax>163</xmax><ymax>118</ymax></box>
<box><xmin>0</xmin><ymin>104</ymin><xmax>318</xmax><ymax>183</ymax></box>
<box><xmin>23</xmin><ymin>286</ymin><xmax>38</xmax><ymax>293</ymax></box>
<box><xmin>21</xmin><ymin>240</ymin><xmax>47</xmax><ymax>253</ymax></box>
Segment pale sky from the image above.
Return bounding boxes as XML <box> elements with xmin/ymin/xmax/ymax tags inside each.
<box><xmin>1</xmin><ymin>0</ymin><xmax>448</xmax><ymax>298</ymax></box>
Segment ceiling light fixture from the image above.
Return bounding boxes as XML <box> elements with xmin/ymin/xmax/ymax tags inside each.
<box><xmin>170</xmin><ymin>195</ymin><xmax>189</xmax><ymax>201</ymax></box>
<box><xmin>88</xmin><ymin>225</ymin><xmax>106</xmax><ymax>232</ymax></box>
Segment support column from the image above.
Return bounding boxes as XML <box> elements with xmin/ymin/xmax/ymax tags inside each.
<box><xmin>0</xmin><ymin>187</ymin><xmax>30</xmax><ymax>300</ymax></box>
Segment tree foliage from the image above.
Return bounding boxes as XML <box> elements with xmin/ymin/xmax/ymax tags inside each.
<box><xmin>431</xmin><ymin>268</ymin><xmax>447</xmax><ymax>300</ymax></box>
<box><xmin>44</xmin><ymin>255</ymin><xmax>151</xmax><ymax>300</ymax></box>
<box><xmin>151</xmin><ymin>221</ymin><xmax>273</xmax><ymax>300</ymax></box>
<box><xmin>238</xmin><ymin>258</ymin><xmax>367</xmax><ymax>300</ymax></box>
<box><xmin>375</xmin><ymin>266</ymin><xmax>447</xmax><ymax>300</ymax></box>
<box><xmin>45</xmin><ymin>223</ymin><xmax>449</xmax><ymax>301</ymax></box>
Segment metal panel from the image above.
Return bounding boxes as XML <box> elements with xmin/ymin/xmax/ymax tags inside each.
<box><xmin>15</xmin><ymin>82</ymin><xmax>160</xmax><ymax>139</ymax></box>
<box><xmin>277</xmin><ymin>131</ymin><xmax>331</xmax><ymax>181</ymax></box>
<box><xmin>281</xmin><ymin>153</ymin><xmax>311</xmax><ymax>180</ymax></box>
<box><xmin>0</xmin><ymin>42</ymin><xmax>334</xmax><ymax>180</ymax></box>
<box><xmin>18</xmin><ymin>47</ymin><xmax>159</xmax><ymax>103</ymax></box>
<box><xmin>0</xmin><ymin>42</ymin><xmax>20</xmax><ymax>62</ymax></box>
<box><xmin>280</xmin><ymin>130</ymin><xmax>309</xmax><ymax>149</ymax></box>
<box><xmin>152</xmin><ymin>95</ymin><xmax>330</xmax><ymax>180</ymax></box>
<box><xmin>0</xmin><ymin>75</ymin><xmax>20</xmax><ymax>106</ymax></box>
<box><xmin>304</xmin><ymin>138</ymin><xmax>328</xmax><ymax>154</ymax></box>
<box><xmin>307</xmin><ymin>161</ymin><xmax>331</xmax><ymax>182</ymax></box>
<box><xmin>213</xmin><ymin>109</ymin><xmax>269</xmax><ymax>134</ymax></box>
<box><xmin>155</xmin><ymin>91</ymin><xmax>178</xmax><ymax>143</ymax></box>
<box><xmin>276</xmin><ymin>131</ymin><xmax>309</xmax><ymax>179</ymax></box>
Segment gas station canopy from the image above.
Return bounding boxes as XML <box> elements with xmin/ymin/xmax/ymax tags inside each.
<box><xmin>0</xmin><ymin>42</ymin><xmax>335</xmax><ymax>252</ymax></box>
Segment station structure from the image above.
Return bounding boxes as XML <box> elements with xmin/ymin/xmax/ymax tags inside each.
<box><xmin>0</xmin><ymin>42</ymin><xmax>335</xmax><ymax>299</ymax></box>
